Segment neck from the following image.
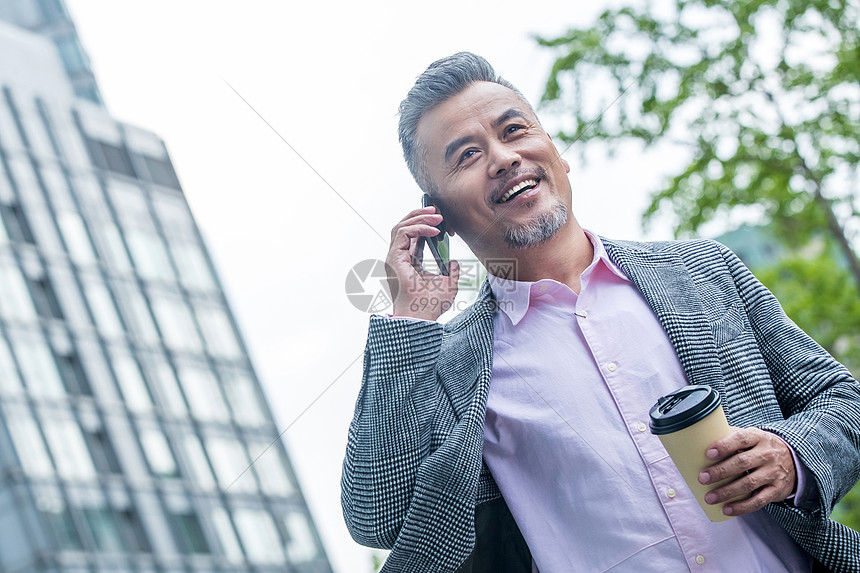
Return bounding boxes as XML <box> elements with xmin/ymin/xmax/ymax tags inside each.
<box><xmin>480</xmin><ymin>219</ymin><xmax>594</xmax><ymax>294</ymax></box>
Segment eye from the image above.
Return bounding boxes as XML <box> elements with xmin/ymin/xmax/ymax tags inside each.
<box><xmin>505</xmin><ymin>124</ymin><xmax>524</xmax><ymax>136</ymax></box>
<box><xmin>458</xmin><ymin>148</ymin><xmax>478</xmax><ymax>165</ymax></box>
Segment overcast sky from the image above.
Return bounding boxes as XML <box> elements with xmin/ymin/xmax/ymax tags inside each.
<box><xmin>63</xmin><ymin>2</ymin><xmax>680</xmax><ymax>571</ymax></box>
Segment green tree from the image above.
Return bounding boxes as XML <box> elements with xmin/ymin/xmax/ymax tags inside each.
<box><xmin>537</xmin><ymin>0</ymin><xmax>859</xmax><ymax>527</ymax></box>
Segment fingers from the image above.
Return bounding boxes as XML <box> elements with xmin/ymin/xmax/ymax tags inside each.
<box><xmin>389</xmin><ymin>212</ymin><xmax>443</xmax><ymax>259</ymax></box>
<box><xmin>698</xmin><ymin>427</ymin><xmax>796</xmax><ymax>516</ymax></box>
<box><xmin>716</xmin><ymin>482</ymin><xmax>779</xmax><ymax>516</ymax></box>
<box><xmin>699</xmin><ymin>445</ymin><xmax>757</xmax><ymax>485</ymax></box>
<box><xmin>703</xmin><ymin>464</ymin><xmax>789</xmax><ymax>507</ymax></box>
<box><xmin>390</xmin><ymin>206</ymin><xmax>441</xmax><ymax>238</ymax></box>
<box><xmin>703</xmin><ymin>427</ymin><xmax>760</xmax><ymax>463</ymax></box>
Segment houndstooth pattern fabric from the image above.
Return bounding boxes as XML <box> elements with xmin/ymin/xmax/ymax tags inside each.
<box><xmin>341</xmin><ymin>238</ymin><xmax>860</xmax><ymax>572</ymax></box>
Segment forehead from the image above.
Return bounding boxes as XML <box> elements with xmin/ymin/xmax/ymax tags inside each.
<box><xmin>416</xmin><ymin>82</ymin><xmax>534</xmax><ymax>157</ymax></box>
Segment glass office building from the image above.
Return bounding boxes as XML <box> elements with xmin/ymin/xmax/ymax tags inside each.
<box><xmin>0</xmin><ymin>5</ymin><xmax>332</xmax><ymax>572</ymax></box>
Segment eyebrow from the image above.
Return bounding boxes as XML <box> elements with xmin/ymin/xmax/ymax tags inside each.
<box><xmin>491</xmin><ymin>107</ymin><xmax>528</xmax><ymax>128</ymax></box>
<box><xmin>443</xmin><ymin>107</ymin><xmax>530</xmax><ymax>165</ymax></box>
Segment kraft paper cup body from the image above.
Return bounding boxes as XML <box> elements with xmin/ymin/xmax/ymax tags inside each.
<box><xmin>655</xmin><ymin>404</ymin><xmax>745</xmax><ymax>522</ymax></box>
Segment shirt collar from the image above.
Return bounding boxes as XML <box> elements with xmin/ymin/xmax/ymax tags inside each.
<box><xmin>487</xmin><ymin>230</ymin><xmax>629</xmax><ymax>326</ymax></box>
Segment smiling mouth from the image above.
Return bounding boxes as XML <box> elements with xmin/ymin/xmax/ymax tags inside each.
<box><xmin>497</xmin><ymin>179</ymin><xmax>539</xmax><ymax>203</ymax></box>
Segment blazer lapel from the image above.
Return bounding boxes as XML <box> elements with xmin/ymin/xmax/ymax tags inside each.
<box><xmin>438</xmin><ymin>281</ymin><xmax>496</xmax><ymax>421</ymax></box>
<box><xmin>603</xmin><ymin>240</ymin><xmax>726</xmax><ymax>398</ymax></box>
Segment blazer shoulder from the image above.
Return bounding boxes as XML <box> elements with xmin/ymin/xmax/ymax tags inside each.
<box><xmin>603</xmin><ymin>236</ymin><xmax>737</xmax><ymax>269</ymax></box>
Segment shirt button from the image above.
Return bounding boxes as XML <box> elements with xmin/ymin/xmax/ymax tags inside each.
<box><xmin>539</xmin><ymin>284</ymin><xmax>548</xmax><ymax>292</ymax></box>
<box><xmin>636</xmin><ymin>422</ymin><xmax>647</xmax><ymax>433</ymax></box>
<box><xmin>695</xmin><ymin>555</ymin><xmax>705</xmax><ymax>565</ymax></box>
<box><xmin>666</xmin><ymin>488</ymin><xmax>676</xmax><ymax>499</ymax></box>
<box><xmin>579</xmin><ymin>309</ymin><xmax>588</xmax><ymax>318</ymax></box>
<box><xmin>607</xmin><ymin>362</ymin><xmax>617</xmax><ymax>372</ymax></box>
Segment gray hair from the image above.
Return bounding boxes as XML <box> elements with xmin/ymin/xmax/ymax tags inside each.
<box><xmin>397</xmin><ymin>52</ymin><xmax>531</xmax><ymax>195</ymax></box>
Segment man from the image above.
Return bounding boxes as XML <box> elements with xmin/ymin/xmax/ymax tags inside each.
<box><xmin>341</xmin><ymin>52</ymin><xmax>860</xmax><ymax>572</ymax></box>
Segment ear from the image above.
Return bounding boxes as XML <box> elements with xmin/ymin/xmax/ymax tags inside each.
<box><xmin>547</xmin><ymin>133</ymin><xmax>571</xmax><ymax>173</ymax></box>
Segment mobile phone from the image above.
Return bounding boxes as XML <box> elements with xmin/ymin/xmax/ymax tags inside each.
<box><xmin>418</xmin><ymin>194</ymin><xmax>449</xmax><ymax>276</ymax></box>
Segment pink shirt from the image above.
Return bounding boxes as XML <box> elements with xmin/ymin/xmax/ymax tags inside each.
<box><xmin>481</xmin><ymin>233</ymin><xmax>812</xmax><ymax>572</ymax></box>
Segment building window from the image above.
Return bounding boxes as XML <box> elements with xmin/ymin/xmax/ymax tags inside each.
<box><xmin>11</xmin><ymin>329</ymin><xmax>65</xmax><ymax>398</ymax></box>
<box><xmin>143</xmin><ymin>155</ymin><xmax>181</xmax><ymax>189</ymax></box>
<box><xmin>222</xmin><ymin>370</ymin><xmax>266</xmax><ymax>427</ymax></box>
<box><xmin>28</xmin><ymin>276</ymin><xmax>65</xmax><ymax>320</ymax></box>
<box><xmin>34</xmin><ymin>487</ymin><xmax>83</xmax><ymax>552</ymax></box>
<box><xmin>74</xmin><ymin>83</ymin><xmax>102</xmax><ymax>105</ymax></box>
<box><xmin>168</xmin><ymin>510</ymin><xmax>210</xmax><ymax>554</ymax></box>
<box><xmin>3</xmin><ymin>404</ymin><xmax>54</xmax><ymax>477</ymax></box>
<box><xmin>38</xmin><ymin>163</ymin><xmax>75</xmax><ymax>209</ymax></box>
<box><xmin>57</xmin><ymin>211</ymin><xmax>97</xmax><ymax>266</ymax></box>
<box><xmin>114</xmin><ymin>508</ymin><xmax>151</xmax><ymax>553</ymax></box>
<box><xmin>83</xmin><ymin>429</ymin><xmax>122</xmax><ymax>474</ymax></box>
<box><xmin>84</xmin><ymin>136</ymin><xmax>135</xmax><ymax>177</ymax></box>
<box><xmin>125</xmin><ymin>229</ymin><xmax>175</xmax><ymax>283</ymax></box>
<box><xmin>248</xmin><ymin>442</ymin><xmax>294</xmax><ymax>497</ymax></box>
<box><xmin>46</xmin><ymin>264</ymin><xmax>91</xmax><ymax>327</ymax></box>
<box><xmin>109</xmin><ymin>352</ymin><xmax>153</xmax><ymax>414</ymax></box>
<box><xmin>211</xmin><ymin>507</ymin><xmax>244</xmax><ymax>564</ymax></box>
<box><xmin>170</xmin><ymin>242</ymin><xmax>216</xmax><ymax>291</ymax></box>
<box><xmin>54</xmin><ymin>35</ymin><xmax>88</xmax><ymax>74</ymax></box>
<box><xmin>82</xmin><ymin>280</ymin><xmax>125</xmax><ymax>338</ymax></box>
<box><xmin>81</xmin><ymin>508</ymin><xmax>124</xmax><ymax>553</ymax></box>
<box><xmin>233</xmin><ymin>509</ymin><xmax>285</xmax><ymax>565</ymax></box>
<box><xmin>152</xmin><ymin>191</ymin><xmax>193</xmax><ymax>236</ymax></box>
<box><xmin>139</xmin><ymin>429</ymin><xmax>179</xmax><ymax>478</ymax></box>
<box><xmin>55</xmin><ymin>350</ymin><xmax>94</xmax><ymax>396</ymax></box>
<box><xmin>177</xmin><ymin>364</ymin><xmax>229</xmax><ymax>423</ymax></box>
<box><xmin>150</xmin><ymin>296</ymin><xmax>202</xmax><ymax>353</ymax></box>
<box><xmin>194</xmin><ymin>304</ymin><xmax>242</xmax><ymax>359</ymax></box>
<box><xmin>0</xmin><ymin>336</ymin><xmax>24</xmax><ymax>395</ymax></box>
<box><xmin>283</xmin><ymin>511</ymin><xmax>320</xmax><ymax>563</ymax></box>
<box><xmin>182</xmin><ymin>434</ymin><xmax>216</xmax><ymax>491</ymax></box>
<box><xmin>106</xmin><ymin>179</ymin><xmax>150</xmax><ymax>225</ymax></box>
<box><xmin>94</xmin><ymin>222</ymin><xmax>132</xmax><ymax>273</ymax></box>
<box><xmin>42</xmin><ymin>416</ymin><xmax>98</xmax><ymax>481</ymax></box>
<box><xmin>205</xmin><ymin>437</ymin><xmax>257</xmax><ymax>493</ymax></box>
<box><xmin>0</xmin><ymin>258</ymin><xmax>37</xmax><ymax>322</ymax></box>
<box><xmin>147</xmin><ymin>358</ymin><xmax>188</xmax><ymax>417</ymax></box>
<box><xmin>115</xmin><ymin>283</ymin><xmax>160</xmax><ymax>345</ymax></box>
<box><xmin>43</xmin><ymin>505</ymin><xmax>82</xmax><ymax>551</ymax></box>
<box><xmin>0</xmin><ymin>202</ymin><xmax>36</xmax><ymax>244</ymax></box>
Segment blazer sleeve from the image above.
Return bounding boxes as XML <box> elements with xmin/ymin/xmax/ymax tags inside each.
<box><xmin>720</xmin><ymin>244</ymin><xmax>860</xmax><ymax>518</ymax></box>
<box><xmin>341</xmin><ymin>314</ymin><xmax>445</xmax><ymax>548</ymax></box>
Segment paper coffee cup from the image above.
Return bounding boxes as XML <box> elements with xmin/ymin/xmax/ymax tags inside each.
<box><xmin>649</xmin><ymin>385</ymin><xmax>746</xmax><ymax>522</ymax></box>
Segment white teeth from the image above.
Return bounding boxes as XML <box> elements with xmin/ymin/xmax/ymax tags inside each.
<box><xmin>499</xmin><ymin>179</ymin><xmax>538</xmax><ymax>203</ymax></box>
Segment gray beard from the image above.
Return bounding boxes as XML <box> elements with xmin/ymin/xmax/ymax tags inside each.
<box><xmin>503</xmin><ymin>200</ymin><xmax>568</xmax><ymax>249</ymax></box>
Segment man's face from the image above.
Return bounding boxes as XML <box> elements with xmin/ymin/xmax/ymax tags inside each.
<box><xmin>416</xmin><ymin>81</ymin><xmax>572</xmax><ymax>258</ymax></box>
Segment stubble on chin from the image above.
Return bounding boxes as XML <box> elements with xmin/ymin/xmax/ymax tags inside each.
<box><xmin>503</xmin><ymin>200</ymin><xmax>568</xmax><ymax>250</ymax></box>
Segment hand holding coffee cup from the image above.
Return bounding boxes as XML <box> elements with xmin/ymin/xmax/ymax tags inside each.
<box><xmin>697</xmin><ymin>426</ymin><xmax>797</xmax><ymax>517</ymax></box>
<box><xmin>650</xmin><ymin>386</ymin><xmax>797</xmax><ymax>521</ymax></box>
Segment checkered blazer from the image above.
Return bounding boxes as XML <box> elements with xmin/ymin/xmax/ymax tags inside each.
<box><xmin>341</xmin><ymin>238</ymin><xmax>860</xmax><ymax>572</ymax></box>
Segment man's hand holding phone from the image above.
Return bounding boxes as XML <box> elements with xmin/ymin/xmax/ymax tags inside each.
<box><xmin>386</xmin><ymin>205</ymin><xmax>459</xmax><ymax>322</ymax></box>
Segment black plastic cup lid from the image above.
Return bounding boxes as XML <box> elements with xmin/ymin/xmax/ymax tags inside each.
<box><xmin>649</xmin><ymin>385</ymin><xmax>721</xmax><ymax>435</ymax></box>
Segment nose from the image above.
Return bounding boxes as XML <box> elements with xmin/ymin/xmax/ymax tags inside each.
<box><xmin>487</xmin><ymin>141</ymin><xmax>521</xmax><ymax>178</ymax></box>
